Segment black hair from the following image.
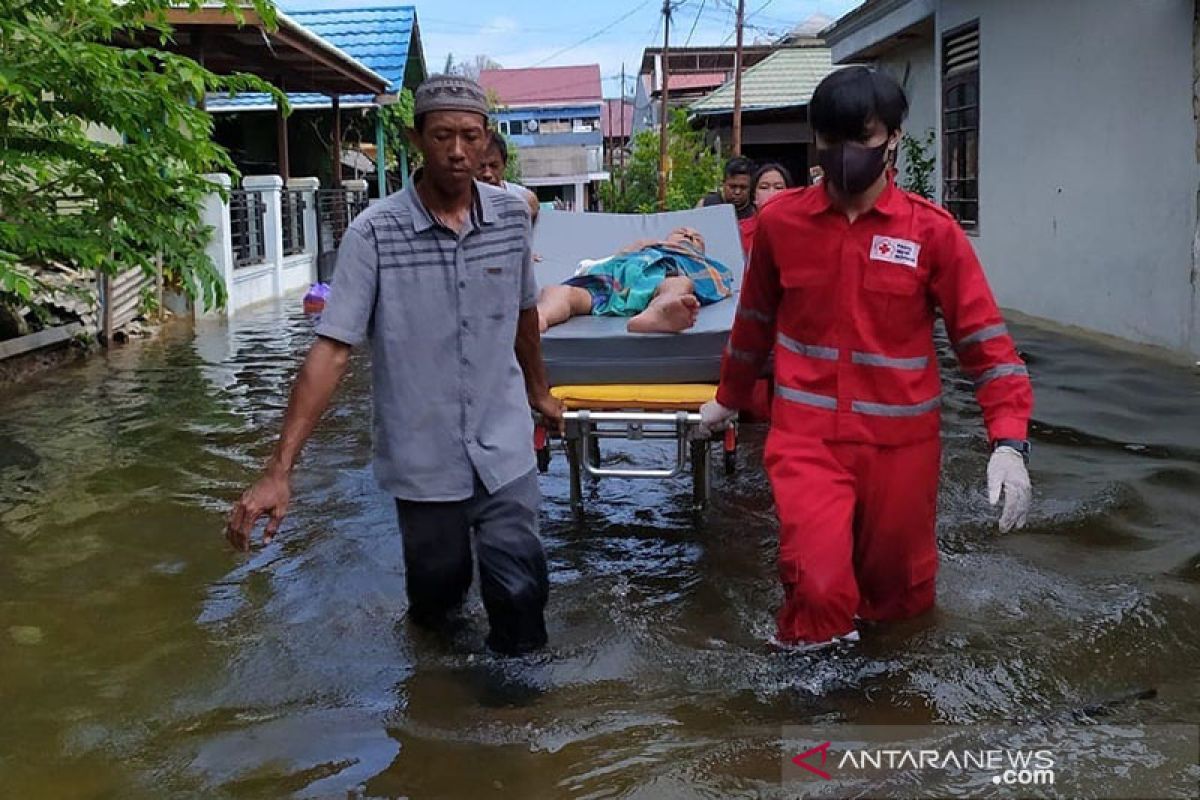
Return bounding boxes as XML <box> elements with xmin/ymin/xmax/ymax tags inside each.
<box><xmin>809</xmin><ymin>66</ymin><xmax>909</xmax><ymax>142</ymax></box>
<box><xmin>724</xmin><ymin>156</ymin><xmax>755</xmax><ymax>180</ymax></box>
<box><xmin>752</xmin><ymin>162</ymin><xmax>794</xmax><ymax>189</ymax></box>
<box><xmin>485</xmin><ymin>130</ymin><xmax>509</xmax><ymax>163</ymax></box>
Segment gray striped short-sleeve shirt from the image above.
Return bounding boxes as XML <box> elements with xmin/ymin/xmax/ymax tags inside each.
<box><xmin>315</xmin><ymin>180</ymin><xmax>538</xmax><ymax>502</ymax></box>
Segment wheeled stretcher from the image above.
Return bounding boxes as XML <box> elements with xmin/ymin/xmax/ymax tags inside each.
<box><xmin>530</xmin><ymin>205</ymin><xmax>747</xmax><ymax>513</ymax></box>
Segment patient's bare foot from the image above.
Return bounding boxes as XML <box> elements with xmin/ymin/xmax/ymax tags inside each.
<box><xmin>628</xmin><ymin>294</ymin><xmax>700</xmax><ymax>334</ymax></box>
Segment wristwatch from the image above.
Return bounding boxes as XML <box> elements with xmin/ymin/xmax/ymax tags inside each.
<box><xmin>992</xmin><ymin>438</ymin><xmax>1031</xmax><ymax>463</ymax></box>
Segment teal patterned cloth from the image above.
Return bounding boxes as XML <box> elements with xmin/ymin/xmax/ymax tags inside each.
<box><xmin>563</xmin><ymin>245</ymin><xmax>734</xmax><ymax>317</ymax></box>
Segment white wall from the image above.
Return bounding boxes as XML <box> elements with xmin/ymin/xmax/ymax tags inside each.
<box><xmin>877</xmin><ymin>37</ymin><xmax>939</xmax><ymax>191</ymax></box>
<box><xmin>939</xmin><ymin>0</ymin><xmax>1199</xmax><ymax>355</ymax></box>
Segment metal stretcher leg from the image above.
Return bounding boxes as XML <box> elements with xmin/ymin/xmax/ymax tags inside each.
<box><xmin>565</xmin><ymin>425</ymin><xmax>584</xmax><ymax>515</ymax></box>
<box><xmin>691</xmin><ymin>438</ymin><xmax>710</xmax><ymax>511</ymax></box>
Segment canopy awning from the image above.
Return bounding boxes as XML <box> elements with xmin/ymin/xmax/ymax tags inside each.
<box><xmin>124</xmin><ymin>6</ymin><xmax>389</xmax><ymax>98</ymax></box>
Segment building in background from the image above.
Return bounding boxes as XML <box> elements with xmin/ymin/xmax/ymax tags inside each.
<box><xmin>689</xmin><ymin>40</ymin><xmax>834</xmax><ymax>184</ymax></box>
<box><xmin>823</xmin><ymin>0</ymin><xmax>1199</xmax><ymax>358</ymax></box>
<box><xmin>601</xmin><ymin>97</ymin><xmax>636</xmax><ymax>172</ymax></box>
<box><xmin>480</xmin><ymin>65</ymin><xmax>609</xmax><ymax>212</ymax></box>
<box><xmin>638</xmin><ymin>45</ymin><xmax>781</xmax><ymax>114</ymax></box>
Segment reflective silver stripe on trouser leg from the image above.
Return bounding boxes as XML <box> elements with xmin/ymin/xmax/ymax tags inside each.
<box><xmin>973</xmin><ymin>363</ymin><xmax>1029</xmax><ymax>389</ymax></box>
<box><xmin>851</xmin><ymin>395</ymin><xmax>943</xmax><ymax>417</ymax></box>
<box><xmin>776</xmin><ymin>384</ymin><xmax>838</xmax><ymax>410</ymax></box>
<box><xmin>851</xmin><ymin>351</ymin><xmax>929</xmax><ymax>370</ymax></box>
<box><xmin>777</xmin><ymin>332</ymin><xmax>839</xmax><ymax>361</ymax></box>
<box><xmin>955</xmin><ymin>323</ymin><xmax>1009</xmax><ymax>349</ymax></box>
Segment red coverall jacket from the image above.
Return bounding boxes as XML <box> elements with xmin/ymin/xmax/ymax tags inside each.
<box><xmin>716</xmin><ymin>180</ymin><xmax>1033</xmax><ymax>443</ymax></box>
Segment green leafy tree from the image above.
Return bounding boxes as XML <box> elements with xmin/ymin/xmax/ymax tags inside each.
<box><xmin>600</xmin><ymin>108</ymin><xmax>722</xmax><ymax>213</ymax></box>
<box><xmin>899</xmin><ymin>129</ymin><xmax>937</xmax><ymax>200</ymax></box>
<box><xmin>378</xmin><ymin>87</ymin><xmax>415</xmax><ymax>170</ymax></box>
<box><xmin>0</xmin><ymin>0</ymin><xmax>281</xmax><ymax>313</ymax></box>
<box><xmin>502</xmin><ymin>133</ymin><xmax>522</xmax><ymax>183</ymax></box>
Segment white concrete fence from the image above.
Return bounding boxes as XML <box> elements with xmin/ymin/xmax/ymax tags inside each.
<box><xmin>197</xmin><ymin>173</ymin><xmax>366</xmax><ymax>316</ymax></box>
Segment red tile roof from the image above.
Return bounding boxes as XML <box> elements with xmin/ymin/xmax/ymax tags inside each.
<box><xmin>600</xmin><ymin>98</ymin><xmax>635</xmax><ymax>139</ymax></box>
<box><xmin>666</xmin><ymin>72</ymin><xmax>728</xmax><ymax>92</ymax></box>
<box><xmin>479</xmin><ymin>65</ymin><xmax>602</xmax><ymax>107</ymax></box>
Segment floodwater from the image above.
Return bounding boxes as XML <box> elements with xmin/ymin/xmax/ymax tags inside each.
<box><xmin>1</xmin><ymin>296</ymin><xmax>1198</xmax><ymax>799</ymax></box>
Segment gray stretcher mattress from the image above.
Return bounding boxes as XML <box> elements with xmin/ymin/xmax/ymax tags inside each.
<box><xmin>533</xmin><ymin>204</ymin><xmax>745</xmax><ymax>385</ymax></box>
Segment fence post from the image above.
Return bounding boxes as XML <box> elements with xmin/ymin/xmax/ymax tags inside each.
<box><xmin>287</xmin><ymin>177</ymin><xmax>321</xmax><ymax>259</ymax></box>
<box><xmin>244</xmin><ymin>175</ymin><xmax>284</xmax><ymax>299</ymax></box>
<box><xmin>200</xmin><ymin>173</ymin><xmax>233</xmax><ymax>318</ymax></box>
<box><xmin>344</xmin><ymin>179</ymin><xmax>368</xmax><ymax>213</ymax></box>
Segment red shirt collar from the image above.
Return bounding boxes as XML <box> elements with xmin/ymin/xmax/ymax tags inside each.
<box><xmin>804</xmin><ymin>173</ymin><xmax>904</xmax><ymax>218</ymax></box>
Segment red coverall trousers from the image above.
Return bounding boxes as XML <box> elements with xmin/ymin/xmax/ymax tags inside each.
<box><xmin>764</xmin><ymin>431</ymin><xmax>940</xmax><ymax>643</ymax></box>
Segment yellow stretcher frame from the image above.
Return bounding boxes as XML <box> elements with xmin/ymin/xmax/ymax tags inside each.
<box><xmin>534</xmin><ymin>384</ymin><xmax>739</xmax><ymax>514</ymax></box>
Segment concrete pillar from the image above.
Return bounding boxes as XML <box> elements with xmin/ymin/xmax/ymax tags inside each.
<box><xmin>344</xmin><ymin>178</ymin><xmax>369</xmax><ymax>215</ymax></box>
<box><xmin>199</xmin><ymin>173</ymin><xmax>233</xmax><ymax>318</ymax></box>
<box><xmin>244</xmin><ymin>174</ymin><xmax>284</xmax><ymax>299</ymax></box>
<box><xmin>574</xmin><ymin>180</ymin><xmax>586</xmax><ymax>213</ymax></box>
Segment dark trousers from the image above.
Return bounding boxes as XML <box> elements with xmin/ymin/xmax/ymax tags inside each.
<box><xmin>395</xmin><ymin>470</ymin><xmax>548</xmax><ymax>655</ymax></box>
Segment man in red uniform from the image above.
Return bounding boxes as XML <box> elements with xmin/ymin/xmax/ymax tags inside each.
<box><xmin>700</xmin><ymin>67</ymin><xmax>1034</xmax><ymax>649</ymax></box>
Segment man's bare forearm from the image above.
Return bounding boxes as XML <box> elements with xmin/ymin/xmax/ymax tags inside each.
<box><xmin>515</xmin><ymin>307</ymin><xmax>550</xmax><ymax>400</ymax></box>
<box><xmin>266</xmin><ymin>337</ymin><xmax>352</xmax><ymax>476</ymax></box>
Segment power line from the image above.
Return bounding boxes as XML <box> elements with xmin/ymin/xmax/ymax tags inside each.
<box><xmin>530</xmin><ymin>0</ymin><xmax>655</xmax><ymax>67</ymax></box>
<box><xmin>745</xmin><ymin>0</ymin><xmax>776</xmax><ymax>21</ymax></box>
<box><xmin>684</xmin><ymin>0</ymin><xmax>707</xmax><ymax>47</ymax></box>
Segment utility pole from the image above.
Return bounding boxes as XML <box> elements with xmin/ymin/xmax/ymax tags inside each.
<box><xmin>657</xmin><ymin>0</ymin><xmax>672</xmax><ymax>211</ymax></box>
<box><xmin>620</xmin><ymin>61</ymin><xmax>627</xmax><ymax>202</ymax></box>
<box><xmin>732</xmin><ymin>0</ymin><xmax>745</xmax><ymax>156</ymax></box>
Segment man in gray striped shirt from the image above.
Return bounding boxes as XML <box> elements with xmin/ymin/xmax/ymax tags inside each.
<box><xmin>227</xmin><ymin>75</ymin><xmax>563</xmax><ymax>656</ymax></box>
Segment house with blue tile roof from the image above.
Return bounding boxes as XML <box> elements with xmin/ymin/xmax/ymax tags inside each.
<box><xmin>206</xmin><ymin>5</ymin><xmax>426</xmax><ymax>198</ymax></box>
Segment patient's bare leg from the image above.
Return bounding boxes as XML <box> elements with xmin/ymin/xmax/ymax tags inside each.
<box><xmin>627</xmin><ymin>276</ymin><xmax>701</xmax><ymax>334</ymax></box>
<box><xmin>536</xmin><ymin>285</ymin><xmax>593</xmax><ymax>332</ymax></box>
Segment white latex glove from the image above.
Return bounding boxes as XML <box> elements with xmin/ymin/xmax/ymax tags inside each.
<box><xmin>698</xmin><ymin>400</ymin><xmax>737</xmax><ymax>437</ymax></box>
<box><xmin>987</xmin><ymin>446</ymin><xmax>1031</xmax><ymax>532</ymax></box>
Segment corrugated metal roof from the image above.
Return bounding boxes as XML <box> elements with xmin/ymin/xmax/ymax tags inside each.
<box><xmin>207</xmin><ymin>4</ymin><xmax>423</xmax><ymax>113</ymax></box>
<box><xmin>479</xmin><ymin>65</ymin><xmax>602</xmax><ymax>108</ymax></box>
<box><xmin>689</xmin><ymin>47</ymin><xmax>835</xmax><ymax>114</ymax></box>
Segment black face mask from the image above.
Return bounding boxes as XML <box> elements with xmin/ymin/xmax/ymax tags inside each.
<box><xmin>817</xmin><ymin>139</ymin><xmax>890</xmax><ymax>196</ymax></box>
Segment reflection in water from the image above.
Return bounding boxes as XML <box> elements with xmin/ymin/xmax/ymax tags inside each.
<box><xmin>1</xmin><ymin>296</ymin><xmax>1198</xmax><ymax>798</ymax></box>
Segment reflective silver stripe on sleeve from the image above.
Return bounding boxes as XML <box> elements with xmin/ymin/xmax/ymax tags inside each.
<box><xmin>852</xmin><ymin>351</ymin><xmax>929</xmax><ymax>370</ymax></box>
<box><xmin>776</xmin><ymin>384</ymin><xmax>838</xmax><ymax>410</ymax></box>
<box><xmin>973</xmin><ymin>363</ymin><xmax>1029</xmax><ymax>389</ymax></box>
<box><xmin>726</xmin><ymin>345</ymin><xmax>761</xmax><ymax>364</ymax></box>
<box><xmin>851</xmin><ymin>395</ymin><xmax>942</xmax><ymax>417</ymax></box>
<box><xmin>955</xmin><ymin>323</ymin><xmax>1009</xmax><ymax>349</ymax></box>
<box><xmin>737</xmin><ymin>307</ymin><xmax>775</xmax><ymax>325</ymax></box>
<box><xmin>777</xmin><ymin>333</ymin><xmax>839</xmax><ymax>361</ymax></box>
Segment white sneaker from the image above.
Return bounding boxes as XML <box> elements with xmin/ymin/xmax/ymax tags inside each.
<box><xmin>769</xmin><ymin>629</ymin><xmax>860</xmax><ymax>653</ymax></box>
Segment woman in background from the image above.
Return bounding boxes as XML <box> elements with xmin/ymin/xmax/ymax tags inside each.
<box><xmin>739</xmin><ymin>163</ymin><xmax>795</xmax><ymax>257</ymax></box>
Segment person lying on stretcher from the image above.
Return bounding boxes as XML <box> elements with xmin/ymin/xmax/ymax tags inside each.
<box><xmin>536</xmin><ymin>227</ymin><xmax>735</xmax><ymax>334</ymax></box>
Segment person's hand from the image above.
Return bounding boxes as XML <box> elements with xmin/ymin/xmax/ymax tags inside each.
<box><xmin>987</xmin><ymin>446</ymin><xmax>1031</xmax><ymax>532</ymax></box>
<box><xmin>698</xmin><ymin>400</ymin><xmax>737</xmax><ymax>437</ymax></box>
<box><xmin>531</xmin><ymin>392</ymin><xmax>566</xmax><ymax>436</ymax></box>
<box><xmin>227</xmin><ymin>466</ymin><xmax>291</xmax><ymax>551</ymax></box>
